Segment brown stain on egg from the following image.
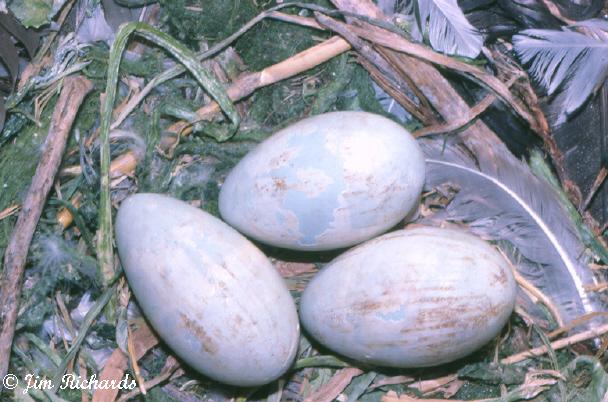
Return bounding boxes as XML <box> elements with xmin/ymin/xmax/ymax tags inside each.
<box><xmin>492</xmin><ymin>268</ymin><xmax>508</xmax><ymax>286</ymax></box>
<box><xmin>273</xmin><ymin>177</ymin><xmax>287</xmax><ymax>191</ymax></box>
<box><xmin>180</xmin><ymin>312</ymin><xmax>219</xmax><ymax>355</ymax></box>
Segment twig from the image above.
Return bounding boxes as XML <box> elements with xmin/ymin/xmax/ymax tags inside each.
<box><xmin>582</xmin><ymin>167</ymin><xmax>607</xmax><ymax>211</ymax></box>
<box><xmin>413</xmin><ymin>76</ymin><xmax>518</xmax><ymax>137</ymax></box>
<box><xmin>376</xmin><ymin>48</ymin><xmax>436</xmax><ymax>116</ymax></box>
<box><xmin>386</xmin><ymin>322</ymin><xmax>606</xmax><ymax>401</ymax></box>
<box><xmin>314</xmin><ymin>12</ymin><xmax>436</xmax><ymax>125</ymax></box>
<box><xmin>110</xmin><ymin>3</ymin><xmax>333</xmax><ymax>131</ymax></box>
<box><xmin>0</xmin><ymin>76</ymin><xmax>92</xmax><ymax>388</ymax></box>
<box><xmin>0</xmin><ymin>204</ymin><xmax>19</xmax><ymax>221</ymax></box>
<box><xmin>33</xmin><ymin>0</ymin><xmax>78</xmax><ymax>64</ymax></box>
<box><xmin>127</xmin><ymin>326</ymin><xmax>147</xmax><ymax>396</ymax></box>
<box><xmin>501</xmin><ymin>322</ymin><xmax>608</xmax><ymax>364</ymax></box>
<box><xmin>269</xmin><ymin>11</ymin><xmax>324</xmax><ymax>30</ymax></box>
<box><xmin>409</xmin><ymin>374</ymin><xmax>459</xmax><ymax>394</ymax></box>
<box><xmin>585</xmin><ymin>282</ymin><xmax>608</xmax><ymax>292</ymax></box>
<box><xmin>359</xmin><ymin>56</ymin><xmax>435</xmax><ymax>123</ymax></box>
<box><xmin>540</xmin><ymin>0</ymin><xmax>575</xmax><ymax>24</ymax></box>
<box><xmin>511</xmin><ymin>264</ymin><xmax>565</xmax><ymax>328</ymax></box>
<box><xmin>304</xmin><ymin>368</ymin><xmax>363</xmax><ymax>402</ymax></box>
<box><xmin>547</xmin><ymin>312</ymin><xmax>608</xmax><ymax>339</ymax></box>
<box><xmin>117</xmin><ymin>357</ymin><xmax>182</xmax><ymax>402</ymax></box>
<box><xmin>91</xmin><ymin>320</ymin><xmax>159</xmax><ymax>402</ymax></box>
<box><xmin>50</xmin><ymin>285</ymin><xmax>116</xmax><ymax>393</ymax></box>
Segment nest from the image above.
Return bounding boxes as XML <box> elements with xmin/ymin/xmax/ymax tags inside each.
<box><xmin>0</xmin><ymin>0</ymin><xmax>607</xmax><ymax>401</ymax></box>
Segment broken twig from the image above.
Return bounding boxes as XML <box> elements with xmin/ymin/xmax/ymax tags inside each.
<box><xmin>0</xmin><ymin>75</ymin><xmax>92</xmax><ymax>388</ymax></box>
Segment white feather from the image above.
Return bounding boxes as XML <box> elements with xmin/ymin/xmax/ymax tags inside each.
<box><xmin>401</xmin><ymin>0</ymin><xmax>483</xmax><ymax>58</ymax></box>
<box><xmin>421</xmin><ymin>136</ymin><xmax>603</xmax><ymax>327</ymax></box>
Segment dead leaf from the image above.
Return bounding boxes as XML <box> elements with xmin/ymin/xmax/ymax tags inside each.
<box><xmin>92</xmin><ymin>320</ymin><xmax>159</xmax><ymax>402</ymax></box>
<box><xmin>0</xmin><ymin>9</ymin><xmax>40</xmax><ymax>131</ymax></box>
<box><xmin>304</xmin><ymin>368</ymin><xmax>363</xmax><ymax>402</ymax></box>
<box><xmin>0</xmin><ymin>11</ymin><xmax>39</xmax><ymax>57</ymax></box>
<box><xmin>369</xmin><ymin>375</ymin><xmax>415</xmax><ymax>390</ymax></box>
<box><xmin>408</xmin><ymin>374</ymin><xmax>458</xmax><ymax>394</ymax></box>
<box><xmin>273</xmin><ymin>260</ymin><xmax>318</xmax><ymax>277</ymax></box>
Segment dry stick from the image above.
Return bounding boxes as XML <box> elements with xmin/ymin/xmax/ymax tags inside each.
<box><xmin>117</xmin><ymin>358</ymin><xmax>182</xmax><ymax>402</ymax></box>
<box><xmin>512</xmin><ymin>268</ymin><xmax>565</xmax><ymax>328</ymax></box>
<box><xmin>413</xmin><ymin>75</ymin><xmax>519</xmax><ymax>137</ymax></box>
<box><xmin>358</xmin><ymin>56</ymin><xmax>435</xmax><ymax>124</ymax></box>
<box><xmin>127</xmin><ymin>325</ymin><xmax>147</xmax><ymax>396</ymax></box>
<box><xmin>376</xmin><ymin>49</ymin><xmax>436</xmax><ymax>115</ymax></box>
<box><xmin>32</xmin><ymin>0</ymin><xmax>77</xmax><ymax>65</ymax></box>
<box><xmin>0</xmin><ymin>205</ymin><xmax>19</xmax><ymax>221</ymax></box>
<box><xmin>547</xmin><ymin>312</ymin><xmax>608</xmax><ymax>339</ymax></box>
<box><xmin>540</xmin><ymin>0</ymin><xmax>575</xmax><ymax>24</ymax></box>
<box><xmin>304</xmin><ymin>367</ymin><xmax>363</xmax><ymax>402</ymax></box>
<box><xmin>397</xmin><ymin>323</ymin><xmax>608</xmax><ymax>397</ymax></box>
<box><xmin>314</xmin><ymin>12</ymin><xmax>436</xmax><ymax>125</ymax></box>
<box><xmin>581</xmin><ymin>166</ymin><xmax>607</xmax><ymax>211</ymax></box>
<box><xmin>502</xmin><ymin>322</ymin><xmax>608</xmax><ymax>364</ymax></box>
<box><xmin>91</xmin><ymin>321</ymin><xmax>158</xmax><ymax>402</ymax></box>
<box><xmin>0</xmin><ymin>76</ymin><xmax>93</xmax><ymax>387</ymax></box>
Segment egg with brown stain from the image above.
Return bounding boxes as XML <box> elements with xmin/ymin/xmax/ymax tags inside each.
<box><xmin>299</xmin><ymin>226</ymin><xmax>516</xmax><ymax>368</ymax></box>
<box><xmin>115</xmin><ymin>193</ymin><xmax>300</xmax><ymax>386</ymax></box>
<box><xmin>219</xmin><ymin>111</ymin><xmax>425</xmax><ymax>251</ymax></box>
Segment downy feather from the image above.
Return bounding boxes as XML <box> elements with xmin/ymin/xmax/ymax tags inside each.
<box><xmin>420</xmin><ymin>136</ymin><xmax>603</xmax><ymax>327</ymax></box>
<box><xmin>513</xmin><ymin>19</ymin><xmax>608</xmax><ymax>124</ymax></box>
<box><xmin>399</xmin><ymin>0</ymin><xmax>483</xmax><ymax>58</ymax></box>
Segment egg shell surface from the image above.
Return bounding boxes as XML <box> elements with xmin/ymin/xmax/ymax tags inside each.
<box><xmin>219</xmin><ymin>111</ymin><xmax>426</xmax><ymax>251</ymax></box>
<box><xmin>299</xmin><ymin>226</ymin><xmax>517</xmax><ymax>368</ymax></box>
<box><xmin>115</xmin><ymin>193</ymin><xmax>300</xmax><ymax>386</ymax></box>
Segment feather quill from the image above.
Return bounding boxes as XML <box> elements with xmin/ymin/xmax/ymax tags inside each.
<box><xmin>420</xmin><ymin>136</ymin><xmax>604</xmax><ymax>327</ymax></box>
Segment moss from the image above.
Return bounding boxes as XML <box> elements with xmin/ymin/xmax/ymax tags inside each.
<box><xmin>237</xmin><ymin>18</ymin><xmax>323</xmax><ymax>71</ymax></box>
<box><xmin>0</xmin><ymin>106</ymin><xmax>52</xmax><ymax>258</ymax></box>
<box><xmin>235</xmin><ymin>1</ymin><xmax>333</xmax><ymax>70</ymax></box>
<box><xmin>159</xmin><ymin>0</ymin><xmax>259</xmax><ymax>50</ymax></box>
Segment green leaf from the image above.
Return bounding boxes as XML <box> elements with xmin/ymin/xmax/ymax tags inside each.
<box><xmin>9</xmin><ymin>0</ymin><xmax>52</xmax><ymax>28</ymax></box>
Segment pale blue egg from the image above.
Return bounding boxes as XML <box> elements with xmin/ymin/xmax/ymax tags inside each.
<box><xmin>219</xmin><ymin>111</ymin><xmax>426</xmax><ymax>251</ymax></box>
<box><xmin>300</xmin><ymin>227</ymin><xmax>517</xmax><ymax>368</ymax></box>
<box><xmin>115</xmin><ymin>193</ymin><xmax>300</xmax><ymax>386</ymax></box>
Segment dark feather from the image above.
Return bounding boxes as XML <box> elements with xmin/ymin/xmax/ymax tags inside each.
<box><xmin>497</xmin><ymin>0</ymin><xmax>562</xmax><ymax>29</ymax></box>
<box><xmin>0</xmin><ymin>10</ymin><xmax>40</xmax><ymax>133</ymax></box>
<box><xmin>0</xmin><ymin>12</ymin><xmax>39</xmax><ymax>58</ymax></box>
<box><xmin>546</xmin><ymin>82</ymin><xmax>608</xmax><ymax>225</ymax></box>
<box><xmin>421</xmin><ymin>135</ymin><xmax>605</xmax><ymax>327</ymax></box>
<box><xmin>458</xmin><ymin>0</ymin><xmax>562</xmax><ymax>39</ymax></box>
<box><xmin>0</xmin><ymin>28</ymin><xmax>18</xmax><ymax>86</ymax></box>
<box><xmin>553</xmin><ymin>0</ymin><xmax>604</xmax><ymax>20</ymax></box>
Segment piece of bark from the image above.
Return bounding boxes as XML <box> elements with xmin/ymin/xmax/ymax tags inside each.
<box><xmin>92</xmin><ymin>321</ymin><xmax>159</xmax><ymax>402</ymax></box>
<box><xmin>303</xmin><ymin>368</ymin><xmax>363</xmax><ymax>402</ymax></box>
<box><xmin>0</xmin><ymin>76</ymin><xmax>93</xmax><ymax>387</ymax></box>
